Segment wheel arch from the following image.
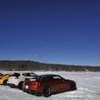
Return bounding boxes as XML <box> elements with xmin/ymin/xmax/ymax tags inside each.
<box><xmin>3</xmin><ymin>79</ymin><xmax>8</xmax><ymax>85</ymax></box>
<box><xmin>42</xmin><ymin>85</ymin><xmax>52</xmax><ymax>97</ymax></box>
<box><xmin>42</xmin><ymin>85</ymin><xmax>52</xmax><ymax>92</ymax></box>
<box><xmin>18</xmin><ymin>81</ymin><xmax>24</xmax><ymax>89</ymax></box>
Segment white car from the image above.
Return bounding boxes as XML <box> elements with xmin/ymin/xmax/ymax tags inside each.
<box><xmin>7</xmin><ymin>72</ymin><xmax>37</xmax><ymax>89</ymax></box>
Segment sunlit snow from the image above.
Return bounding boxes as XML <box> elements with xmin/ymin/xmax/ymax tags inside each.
<box><xmin>0</xmin><ymin>71</ymin><xmax>100</xmax><ymax>100</ymax></box>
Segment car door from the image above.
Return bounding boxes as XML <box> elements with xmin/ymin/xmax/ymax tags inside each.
<box><xmin>49</xmin><ymin>75</ymin><xmax>66</xmax><ymax>92</ymax></box>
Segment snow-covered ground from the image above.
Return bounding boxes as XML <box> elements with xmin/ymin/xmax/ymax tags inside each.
<box><xmin>0</xmin><ymin>71</ymin><xmax>100</xmax><ymax>100</ymax></box>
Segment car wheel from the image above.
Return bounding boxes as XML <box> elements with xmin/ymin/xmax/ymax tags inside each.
<box><xmin>43</xmin><ymin>86</ymin><xmax>51</xmax><ymax>97</ymax></box>
<box><xmin>10</xmin><ymin>85</ymin><xmax>14</xmax><ymax>88</ymax></box>
<box><xmin>18</xmin><ymin>82</ymin><xmax>23</xmax><ymax>90</ymax></box>
<box><xmin>3</xmin><ymin>80</ymin><xmax>8</xmax><ymax>85</ymax></box>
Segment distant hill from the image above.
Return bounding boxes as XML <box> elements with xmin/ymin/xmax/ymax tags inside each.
<box><xmin>0</xmin><ymin>60</ymin><xmax>100</xmax><ymax>71</ymax></box>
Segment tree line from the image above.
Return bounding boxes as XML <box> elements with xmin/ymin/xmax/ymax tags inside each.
<box><xmin>0</xmin><ymin>60</ymin><xmax>100</xmax><ymax>71</ymax></box>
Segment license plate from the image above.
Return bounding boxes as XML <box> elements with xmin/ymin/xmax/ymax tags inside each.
<box><xmin>25</xmin><ymin>85</ymin><xmax>29</xmax><ymax>89</ymax></box>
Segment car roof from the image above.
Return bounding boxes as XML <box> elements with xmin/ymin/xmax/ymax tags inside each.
<box><xmin>39</xmin><ymin>74</ymin><xmax>59</xmax><ymax>77</ymax></box>
<box><xmin>12</xmin><ymin>72</ymin><xmax>36</xmax><ymax>75</ymax></box>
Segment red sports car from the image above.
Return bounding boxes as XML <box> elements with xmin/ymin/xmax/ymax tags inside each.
<box><xmin>22</xmin><ymin>74</ymin><xmax>77</xmax><ymax>97</ymax></box>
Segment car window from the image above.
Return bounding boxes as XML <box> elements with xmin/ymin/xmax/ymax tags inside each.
<box><xmin>30</xmin><ymin>73</ymin><xmax>36</xmax><ymax>77</ymax></box>
<box><xmin>49</xmin><ymin>75</ymin><xmax>62</xmax><ymax>81</ymax></box>
<box><xmin>0</xmin><ymin>73</ymin><xmax>3</xmax><ymax>76</ymax></box>
<box><xmin>13</xmin><ymin>73</ymin><xmax>20</xmax><ymax>76</ymax></box>
<box><xmin>22</xmin><ymin>73</ymin><xmax>36</xmax><ymax>76</ymax></box>
<box><xmin>22</xmin><ymin>73</ymin><xmax>30</xmax><ymax>76</ymax></box>
<box><xmin>52</xmin><ymin>76</ymin><xmax>62</xmax><ymax>80</ymax></box>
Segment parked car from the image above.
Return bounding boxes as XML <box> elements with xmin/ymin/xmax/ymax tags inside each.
<box><xmin>7</xmin><ymin>72</ymin><xmax>37</xmax><ymax>89</ymax></box>
<box><xmin>0</xmin><ymin>74</ymin><xmax>12</xmax><ymax>85</ymax></box>
<box><xmin>22</xmin><ymin>74</ymin><xmax>77</xmax><ymax>97</ymax></box>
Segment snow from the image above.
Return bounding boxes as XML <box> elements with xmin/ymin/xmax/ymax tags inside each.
<box><xmin>0</xmin><ymin>71</ymin><xmax>100</xmax><ymax>100</ymax></box>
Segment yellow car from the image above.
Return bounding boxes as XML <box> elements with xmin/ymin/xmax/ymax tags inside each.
<box><xmin>0</xmin><ymin>74</ymin><xmax>12</xmax><ymax>85</ymax></box>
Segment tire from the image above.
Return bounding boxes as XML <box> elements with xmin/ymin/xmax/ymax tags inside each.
<box><xmin>3</xmin><ymin>80</ymin><xmax>8</xmax><ymax>85</ymax></box>
<box><xmin>43</xmin><ymin>86</ymin><xmax>51</xmax><ymax>97</ymax></box>
<box><xmin>10</xmin><ymin>85</ymin><xmax>14</xmax><ymax>88</ymax></box>
<box><xmin>18</xmin><ymin>82</ymin><xmax>23</xmax><ymax>90</ymax></box>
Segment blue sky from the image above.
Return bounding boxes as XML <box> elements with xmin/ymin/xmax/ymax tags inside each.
<box><xmin>0</xmin><ymin>0</ymin><xmax>100</xmax><ymax>66</ymax></box>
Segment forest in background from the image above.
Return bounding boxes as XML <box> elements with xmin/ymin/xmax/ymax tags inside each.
<box><xmin>0</xmin><ymin>60</ymin><xmax>100</xmax><ymax>71</ymax></box>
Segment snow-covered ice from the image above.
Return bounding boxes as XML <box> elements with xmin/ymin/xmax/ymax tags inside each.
<box><xmin>0</xmin><ymin>71</ymin><xmax>100</xmax><ymax>100</ymax></box>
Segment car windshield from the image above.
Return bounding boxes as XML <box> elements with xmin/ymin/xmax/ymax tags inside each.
<box><xmin>12</xmin><ymin>73</ymin><xmax>20</xmax><ymax>76</ymax></box>
<box><xmin>22</xmin><ymin>73</ymin><xmax>38</xmax><ymax>77</ymax></box>
<box><xmin>30</xmin><ymin>73</ymin><xmax>37</xmax><ymax>77</ymax></box>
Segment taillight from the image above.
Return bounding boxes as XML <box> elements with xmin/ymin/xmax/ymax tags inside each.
<box><xmin>31</xmin><ymin>81</ymin><xmax>38</xmax><ymax>85</ymax></box>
